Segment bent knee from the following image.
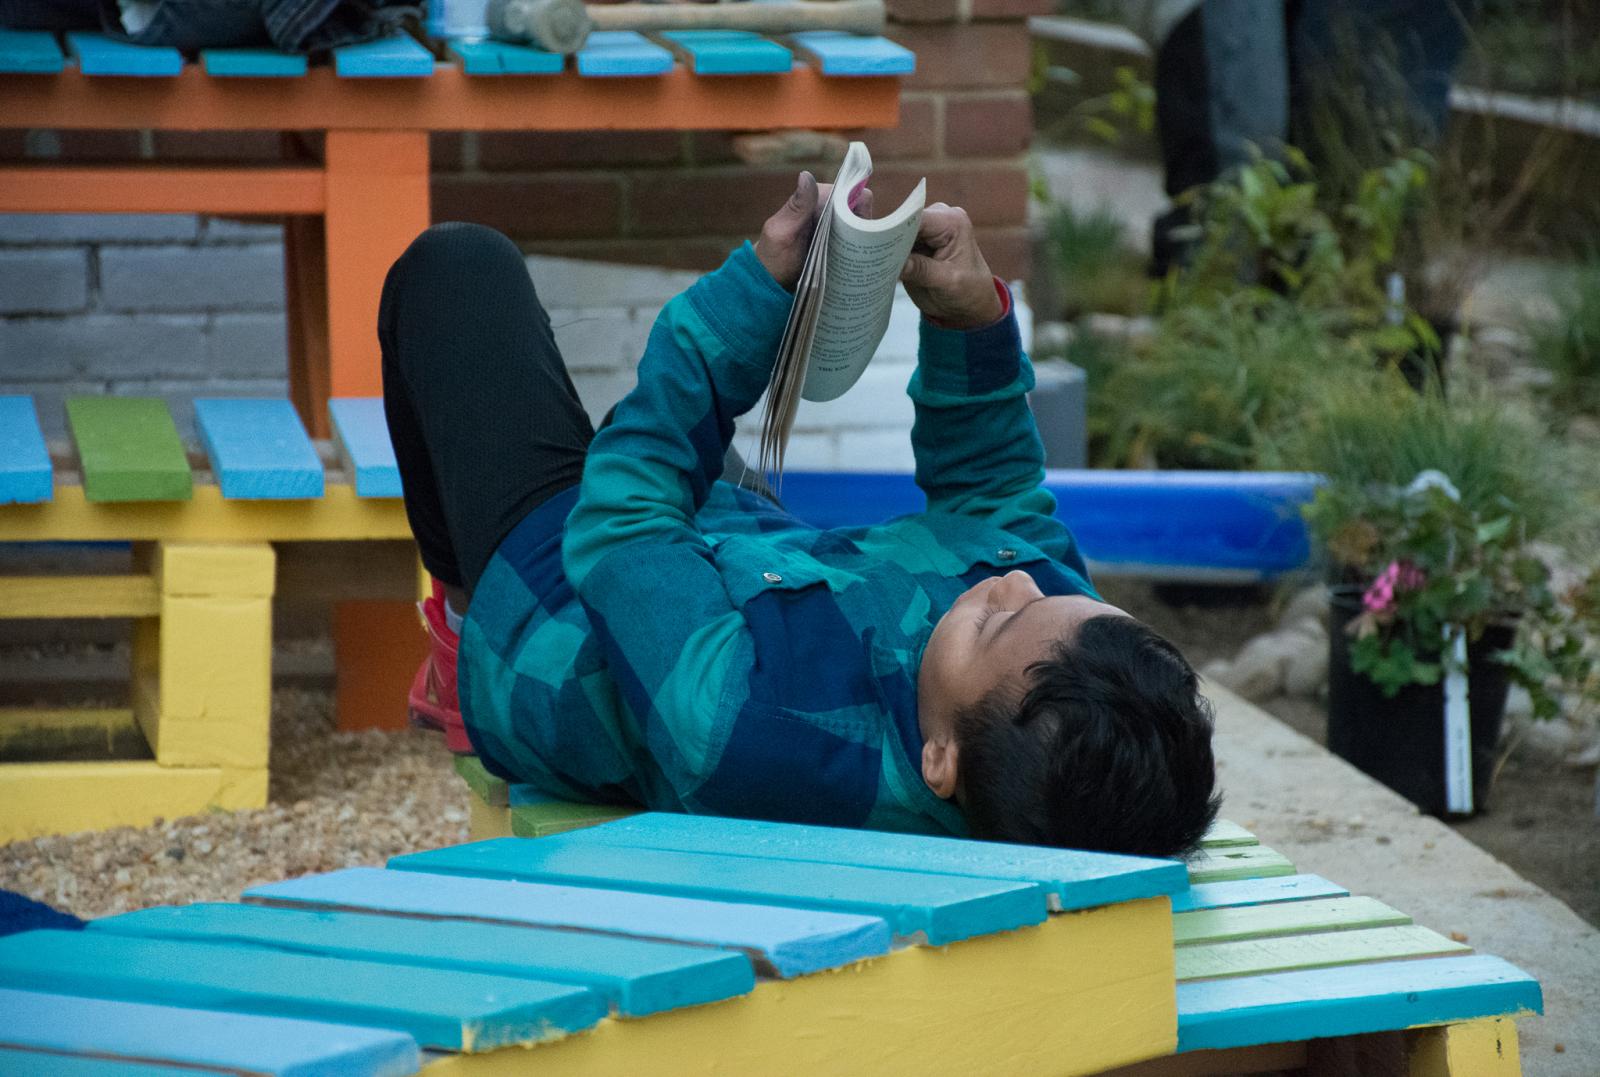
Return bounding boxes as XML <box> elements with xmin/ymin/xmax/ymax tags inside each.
<box><xmin>392</xmin><ymin>222</ymin><xmax>525</xmax><ymax>285</ymax></box>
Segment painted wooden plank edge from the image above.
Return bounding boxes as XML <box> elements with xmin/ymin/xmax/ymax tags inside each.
<box><xmin>1174</xmin><ymin>924</ymin><xmax>1469</xmax><ymax>982</ymax></box>
<box><xmin>1170</xmin><ymin>874</ymin><xmax>1348</xmax><ymax>914</ymax></box>
<box><xmin>1172</xmin><ymin>896</ymin><xmax>1411</xmax><ymax>947</ymax></box>
<box><xmin>0</xmin><ymin>28</ymin><xmax>64</xmax><ymax>74</ymax></box>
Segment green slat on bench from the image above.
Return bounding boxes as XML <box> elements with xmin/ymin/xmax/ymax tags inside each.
<box><xmin>556</xmin><ymin>813</ymin><xmax>1186</xmax><ymax>913</ymax></box>
<box><xmin>201</xmin><ymin>48</ymin><xmax>308</xmax><ymax>77</ymax></box>
<box><xmin>247</xmin><ymin>866</ymin><xmax>891</xmax><ymax>979</ymax></box>
<box><xmin>391</xmin><ymin>838</ymin><xmax>1045</xmax><ymax>945</ymax></box>
<box><xmin>329</xmin><ymin>398</ymin><xmax>402</xmax><ymax>497</ymax></box>
<box><xmin>0</xmin><ymin>396</ymin><xmax>53</xmax><ymax>504</ymax></box>
<box><xmin>1199</xmin><ymin>819</ymin><xmax>1258</xmax><ymax>848</ymax></box>
<box><xmin>94</xmin><ymin>903</ymin><xmax>755</xmax><ymax>1018</ymax></box>
<box><xmin>66</xmin><ymin>33</ymin><xmax>182</xmax><ymax>76</ymax></box>
<box><xmin>1186</xmin><ymin>844</ymin><xmax>1296</xmax><ymax>883</ymax></box>
<box><xmin>0</xmin><ymin>1047</ymin><xmax>229</xmax><ymax>1076</ymax></box>
<box><xmin>0</xmin><ymin>29</ymin><xmax>65</xmax><ymax>73</ymax></box>
<box><xmin>448</xmin><ymin>39</ymin><xmax>564</xmax><ymax>75</ymax></box>
<box><xmin>1172</xmin><ymin>896</ymin><xmax>1410</xmax><ymax>946</ymax></box>
<box><xmin>1170</xmin><ymin>874</ymin><xmax>1348</xmax><ymax>914</ymax></box>
<box><xmin>0</xmin><ymin>930</ymin><xmax>605</xmax><ymax>1052</ymax></box>
<box><xmin>194</xmin><ymin>398</ymin><xmax>323</xmax><ymax>500</ymax></box>
<box><xmin>660</xmin><ymin>31</ymin><xmax>793</xmax><ymax>75</ymax></box>
<box><xmin>575</xmin><ymin>31</ymin><xmax>675</xmax><ymax>77</ymax></box>
<box><xmin>0</xmin><ymin>986</ymin><xmax>419</xmax><ymax>1077</ymax></box>
<box><xmin>1174</xmin><ymin>924</ymin><xmax>1469</xmax><ymax>981</ymax></box>
<box><xmin>65</xmin><ymin>397</ymin><xmax>192</xmax><ymax>503</ymax></box>
<box><xmin>334</xmin><ymin>36</ymin><xmax>435</xmax><ymax>77</ymax></box>
<box><xmin>1176</xmin><ymin>953</ymin><xmax>1543</xmax><ymax>1052</ymax></box>
<box><xmin>788</xmin><ymin>32</ymin><xmax>914</xmax><ymax>76</ymax></box>
<box><xmin>508</xmin><ymin>790</ymin><xmax>638</xmax><ymax>838</ymax></box>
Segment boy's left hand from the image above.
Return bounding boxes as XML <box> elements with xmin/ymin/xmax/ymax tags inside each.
<box><xmin>754</xmin><ymin>171</ymin><xmax>874</xmax><ymax>291</ymax></box>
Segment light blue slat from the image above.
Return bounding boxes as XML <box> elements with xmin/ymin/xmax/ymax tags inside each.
<box><xmin>193</xmin><ymin>398</ymin><xmax>324</xmax><ymax>500</ymax></box>
<box><xmin>788</xmin><ymin>32</ymin><xmax>914</xmax><ymax>76</ymax></box>
<box><xmin>200</xmin><ymin>48</ymin><xmax>308</xmax><ymax>77</ymax></box>
<box><xmin>1177</xmin><ymin>954</ymin><xmax>1543</xmax><ymax>1052</ymax></box>
<box><xmin>0</xmin><ymin>396</ymin><xmax>53</xmax><ymax>504</ymax></box>
<box><xmin>575</xmin><ymin>31</ymin><xmax>674</xmax><ymax>77</ymax></box>
<box><xmin>0</xmin><ymin>29</ymin><xmax>65</xmax><ymax>74</ymax></box>
<box><xmin>0</xmin><ymin>930</ymin><xmax>605</xmax><ymax>1052</ymax></box>
<box><xmin>333</xmin><ymin>36</ymin><xmax>435</xmax><ymax>78</ymax></box>
<box><xmin>390</xmin><ymin>838</ymin><xmax>1045</xmax><ymax>945</ymax></box>
<box><xmin>94</xmin><ymin>903</ymin><xmax>754</xmax><ymax>1018</ymax></box>
<box><xmin>0</xmin><ymin>1047</ymin><xmax>230</xmax><ymax>1076</ymax></box>
<box><xmin>246</xmin><ymin>866</ymin><xmax>888</xmax><ymax>979</ymax></box>
<box><xmin>660</xmin><ymin>31</ymin><xmax>793</xmax><ymax>75</ymax></box>
<box><xmin>0</xmin><ymin>986</ymin><xmax>419</xmax><ymax>1077</ymax></box>
<box><xmin>65</xmin><ymin>33</ymin><xmax>183</xmax><ymax>77</ymax></box>
<box><xmin>559</xmin><ymin>813</ymin><xmax>1186</xmax><ymax>913</ymax></box>
<box><xmin>1170</xmin><ymin>874</ymin><xmax>1350</xmax><ymax>914</ymax></box>
<box><xmin>328</xmin><ymin>398</ymin><xmax>402</xmax><ymax>498</ymax></box>
<box><xmin>447</xmin><ymin>38</ymin><xmax>564</xmax><ymax>75</ymax></box>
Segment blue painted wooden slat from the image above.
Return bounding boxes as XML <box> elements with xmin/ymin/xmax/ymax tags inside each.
<box><xmin>328</xmin><ymin>398</ymin><xmax>402</xmax><ymax>498</ymax></box>
<box><xmin>0</xmin><ymin>29</ymin><xmax>65</xmax><ymax>74</ymax></box>
<box><xmin>66</xmin><ymin>33</ymin><xmax>183</xmax><ymax>77</ymax></box>
<box><xmin>575</xmin><ymin>31</ymin><xmax>674</xmax><ymax>77</ymax></box>
<box><xmin>0</xmin><ymin>396</ymin><xmax>53</xmax><ymax>504</ymax></box>
<box><xmin>0</xmin><ymin>1047</ymin><xmax>231</xmax><ymax>1076</ymax></box>
<box><xmin>788</xmin><ymin>32</ymin><xmax>914</xmax><ymax>76</ymax></box>
<box><xmin>1177</xmin><ymin>954</ymin><xmax>1543</xmax><ymax>1052</ymax></box>
<box><xmin>94</xmin><ymin>903</ymin><xmax>754</xmax><ymax>1018</ymax></box>
<box><xmin>0</xmin><ymin>930</ymin><xmax>605</xmax><ymax>1052</ymax></box>
<box><xmin>447</xmin><ymin>39</ymin><xmax>564</xmax><ymax>75</ymax></box>
<box><xmin>660</xmin><ymin>31</ymin><xmax>792</xmax><ymax>75</ymax></box>
<box><xmin>0</xmin><ymin>986</ymin><xmax>419</xmax><ymax>1077</ymax></box>
<box><xmin>333</xmin><ymin>36</ymin><xmax>435</xmax><ymax>77</ymax></box>
<box><xmin>194</xmin><ymin>398</ymin><xmax>324</xmax><ymax>500</ymax></box>
<box><xmin>1170</xmin><ymin>874</ymin><xmax>1350</xmax><ymax>914</ymax></box>
<box><xmin>201</xmin><ymin>48</ymin><xmax>308</xmax><ymax>77</ymax></box>
<box><xmin>391</xmin><ymin>838</ymin><xmax>1045</xmax><ymax>945</ymax></box>
<box><xmin>559</xmin><ymin>813</ymin><xmax>1185</xmax><ymax>913</ymax></box>
<box><xmin>246</xmin><ymin>866</ymin><xmax>889</xmax><ymax>979</ymax></box>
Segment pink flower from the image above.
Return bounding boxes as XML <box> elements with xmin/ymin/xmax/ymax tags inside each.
<box><xmin>1362</xmin><ymin>560</ymin><xmax>1425</xmax><ymax>615</ymax></box>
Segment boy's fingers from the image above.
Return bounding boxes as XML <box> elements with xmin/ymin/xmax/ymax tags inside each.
<box><xmin>900</xmin><ymin>251</ymin><xmax>941</xmax><ymax>288</ymax></box>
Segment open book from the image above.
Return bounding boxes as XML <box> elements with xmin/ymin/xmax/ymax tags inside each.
<box><xmin>757</xmin><ymin>142</ymin><xmax>927</xmax><ymax>478</ymax></box>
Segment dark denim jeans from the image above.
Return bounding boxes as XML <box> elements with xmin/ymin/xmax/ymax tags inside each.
<box><xmin>0</xmin><ymin>0</ymin><xmax>416</xmax><ymax>52</ymax></box>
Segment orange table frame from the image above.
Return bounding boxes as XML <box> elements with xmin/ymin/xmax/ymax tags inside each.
<box><xmin>2</xmin><ymin>64</ymin><xmax>900</xmax><ymax>730</ymax></box>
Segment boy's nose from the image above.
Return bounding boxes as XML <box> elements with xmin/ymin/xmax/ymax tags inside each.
<box><xmin>995</xmin><ymin>569</ymin><xmax>1042</xmax><ymax>603</ymax></box>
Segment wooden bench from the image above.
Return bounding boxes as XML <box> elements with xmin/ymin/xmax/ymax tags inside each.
<box><xmin>0</xmin><ymin>811</ymin><xmax>1540</xmax><ymax>1074</ymax></box>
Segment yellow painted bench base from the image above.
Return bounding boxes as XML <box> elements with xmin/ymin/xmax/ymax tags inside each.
<box><xmin>0</xmin><ymin>760</ymin><xmax>267</xmax><ymax>842</ymax></box>
<box><xmin>1410</xmin><ymin>1017</ymin><xmax>1522</xmax><ymax>1077</ymax></box>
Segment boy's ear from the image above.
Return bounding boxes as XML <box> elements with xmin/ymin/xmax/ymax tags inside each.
<box><xmin>921</xmin><ymin>737</ymin><xmax>959</xmax><ymax>800</ymax></box>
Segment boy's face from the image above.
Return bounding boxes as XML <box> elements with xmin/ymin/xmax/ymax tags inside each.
<box><xmin>916</xmin><ymin>570</ymin><xmax>1127</xmax><ymax>799</ymax></box>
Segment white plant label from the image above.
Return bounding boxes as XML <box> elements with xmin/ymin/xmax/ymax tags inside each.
<box><xmin>1442</xmin><ymin>625</ymin><xmax>1472</xmax><ymax>814</ymax></box>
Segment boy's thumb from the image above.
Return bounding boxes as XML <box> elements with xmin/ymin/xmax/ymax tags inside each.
<box><xmin>785</xmin><ymin>171</ymin><xmax>818</xmax><ymax>218</ymax></box>
<box><xmin>901</xmin><ymin>252</ymin><xmax>936</xmax><ymax>287</ymax></box>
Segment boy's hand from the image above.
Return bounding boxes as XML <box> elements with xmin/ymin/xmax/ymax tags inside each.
<box><xmin>754</xmin><ymin>171</ymin><xmax>874</xmax><ymax>291</ymax></box>
<box><xmin>901</xmin><ymin>204</ymin><xmax>1004</xmax><ymax>330</ymax></box>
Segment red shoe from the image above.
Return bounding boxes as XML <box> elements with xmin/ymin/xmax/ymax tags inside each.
<box><xmin>409</xmin><ymin>580</ymin><xmax>472</xmax><ymax>753</ymax></box>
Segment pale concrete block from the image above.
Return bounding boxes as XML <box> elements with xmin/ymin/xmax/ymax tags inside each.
<box><xmin>771</xmin><ymin>431</ymin><xmax>837</xmax><ymax>471</ymax></box>
<box><xmin>528</xmin><ymin>255</ymin><xmax>701</xmax><ymax>310</ymax></box>
<box><xmin>570</xmin><ymin>370</ymin><xmax>639</xmax><ymax>426</ymax></box>
<box><xmin>207</xmin><ymin>313</ymin><xmax>288</xmax><ymax>377</ymax></box>
<box><xmin>0</xmin><ymin>213</ymin><xmax>198</xmax><ymax>245</ymax></box>
<box><xmin>0</xmin><ymin>314</ymin><xmax>206</xmax><ymax>379</ymax></box>
<box><xmin>200</xmin><ymin>216</ymin><xmax>285</xmax><ymax>243</ymax></box>
<box><xmin>550</xmin><ymin>307</ymin><xmax>648</xmax><ymax>373</ymax></box>
<box><xmin>790</xmin><ymin>364</ymin><xmax>914</xmax><ymax>431</ymax></box>
<box><xmin>835</xmin><ymin>429</ymin><xmax>915</xmax><ymax>472</ymax></box>
<box><xmin>106</xmin><ymin>378</ymin><xmax>287</xmax><ymax>439</ymax></box>
<box><xmin>0</xmin><ymin>249</ymin><xmax>89</xmax><ymax>314</ymax></box>
<box><xmin>100</xmin><ymin>245</ymin><xmax>285</xmax><ymax>313</ymax></box>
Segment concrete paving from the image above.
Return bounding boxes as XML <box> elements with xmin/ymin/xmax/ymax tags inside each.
<box><xmin>1209</xmin><ymin>684</ymin><xmax>1600</xmax><ymax>1076</ymax></box>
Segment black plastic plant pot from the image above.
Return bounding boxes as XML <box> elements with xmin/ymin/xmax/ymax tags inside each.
<box><xmin>1326</xmin><ymin>587</ymin><xmax>1515</xmax><ymax>818</ymax></box>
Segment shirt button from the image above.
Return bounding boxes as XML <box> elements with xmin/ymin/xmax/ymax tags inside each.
<box><xmin>763</xmin><ymin>572</ymin><xmax>783</xmax><ymax>583</ymax></box>
<box><xmin>997</xmin><ymin>549</ymin><xmax>1017</xmax><ymax>562</ymax></box>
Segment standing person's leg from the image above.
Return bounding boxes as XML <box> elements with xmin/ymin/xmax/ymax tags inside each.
<box><xmin>379</xmin><ymin>222</ymin><xmax>594</xmax><ymax>599</ymax></box>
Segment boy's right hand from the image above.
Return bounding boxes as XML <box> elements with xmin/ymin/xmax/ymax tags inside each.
<box><xmin>901</xmin><ymin>204</ymin><xmax>1004</xmax><ymax>330</ymax></box>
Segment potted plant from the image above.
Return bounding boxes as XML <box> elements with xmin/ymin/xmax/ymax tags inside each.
<box><xmin>1287</xmin><ymin>379</ymin><xmax>1600</xmax><ymax>817</ymax></box>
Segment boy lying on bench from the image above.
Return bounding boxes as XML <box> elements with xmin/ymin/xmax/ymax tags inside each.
<box><xmin>385</xmin><ymin>176</ymin><xmax>1220</xmax><ymax>857</ymax></box>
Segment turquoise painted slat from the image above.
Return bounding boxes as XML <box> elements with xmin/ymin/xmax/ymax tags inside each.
<box><xmin>788</xmin><ymin>32</ymin><xmax>914</xmax><ymax>76</ymax></box>
<box><xmin>246</xmin><ymin>866</ymin><xmax>889</xmax><ymax>979</ymax></box>
<box><xmin>334</xmin><ymin>36</ymin><xmax>435</xmax><ymax>77</ymax></box>
<box><xmin>0</xmin><ymin>1047</ymin><xmax>230</xmax><ymax>1076</ymax></box>
<box><xmin>1170</xmin><ymin>874</ymin><xmax>1349</xmax><ymax>914</ymax></box>
<box><xmin>94</xmin><ymin>903</ymin><xmax>754</xmax><ymax>1018</ymax></box>
<box><xmin>1176</xmin><ymin>954</ymin><xmax>1543</xmax><ymax>1053</ymax></box>
<box><xmin>194</xmin><ymin>399</ymin><xmax>324</xmax><ymax>500</ymax></box>
<box><xmin>0</xmin><ymin>396</ymin><xmax>53</xmax><ymax>504</ymax></box>
<box><xmin>575</xmin><ymin>31</ymin><xmax>674</xmax><ymax>77</ymax></box>
<box><xmin>0</xmin><ymin>930</ymin><xmax>605</xmax><ymax>1053</ymax></box>
<box><xmin>448</xmin><ymin>39</ymin><xmax>564</xmax><ymax>75</ymax></box>
<box><xmin>0</xmin><ymin>29</ymin><xmax>65</xmax><ymax>74</ymax></box>
<box><xmin>559</xmin><ymin>814</ymin><xmax>1185</xmax><ymax>913</ymax></box>
<box><xmin>390</xmin><ymin>838</ymin><xmax>1045</xmax><ymax>945</ymax></box>
<box><xmin>329</xmin><ymin>398</ymin><xmax>402</xmax><ymax>497</ymax></box>
<box><xmin>0</xmin><ymin>986</ymin><xmax>419</xmax><ymax>1077</ymax></box>
<box><xmin>66</xmin><ymin>33</ymin><xmax>182</xmax><ymax>76</ymax></box>
<box><xmin>201</xmin><ymin>48</ymin><xmax>308</xmax><ymax>76</ymax></box>
<box><xmin>660</xmin><ymin>31</ymin><xmax>792</xmax><ymax>75</ymax></box>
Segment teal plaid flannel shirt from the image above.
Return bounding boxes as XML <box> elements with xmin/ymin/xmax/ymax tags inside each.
<box><xmin>458</xmin><ymin>242</ymin><xmax>1098</xmax><ymax>836</ymax></box>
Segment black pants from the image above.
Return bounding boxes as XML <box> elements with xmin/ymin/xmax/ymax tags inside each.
<box><xmin>380</xmin><ymin>222</ymin><xmax>772</xmax><ymax>597</ymax></box>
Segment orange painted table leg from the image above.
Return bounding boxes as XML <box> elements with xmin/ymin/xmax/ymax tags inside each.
<box><xmin>333</xmin><ymin>599</ymin><xmax>428</xmax><ymax>732</ymax></box>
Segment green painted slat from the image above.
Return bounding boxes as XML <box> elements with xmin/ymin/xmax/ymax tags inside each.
<box><xmin>1199</xmin><ymin>820</ymin><xmax>1258</xmax><ymax>848</ymax></box>
<box><xmin>1173</xmin><ymin>896</ymin><xmax>1410</xmax><ymax>946</ymax></box>
<box><xmin>1187</xmin><ymin>844</ymin><xmax>1295</xmax><ymax>883</ymax></box>
<box><xmin>509</xmin><ymin>796</ymin><xmax>637</xmax><ymax>838</ymax></box>
<box><xmin>1175</xmin><ymin>924</ymin><xmax>1469</xmax><ymax>981</ymax></box>
<box><xmin>65</xmin><ymin>398</ymin><xmax>192</xmax><ymax>503</ymax></box>
<box><xmin>453</xmin><ymin>755</ymin><xmax>508</xmax><ymax>807</ymax></box>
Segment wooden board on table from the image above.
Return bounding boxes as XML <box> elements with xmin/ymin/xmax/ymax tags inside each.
<box><xmin>447</xmin><ymin>39</ymin><xmax>564</xmax><ymax>75</ymax></box>
<box><xmin>65</xmin><ymin>397</ymin><xmax>192</xmax><ymax>503</ymax></box>
<box><xmin>659</xmin><ymin>31</ymin><xmax>793</xmax><ymax>75</ymax></box>
<box><xmin>0</xmin><ymin>395</ymin><xmax>53</xmax><ymax>504</ymax></box>
<box><xmin>558</xmin><ymin>812</ymin><xmax>1186</xmax><ymax>913</ymax></box>
<box><xmin>391</xmin><ymin>837</ymin><xmax>1046</xmax><ymax>944</ymax></box>
<box><xmin>1174</xmin><ymin>924</ymin><xmax>1468</xmax><ymax>981</ymax></box>
<box><xmin>0</xmin><ymin>930</ymin><xmax>605</xmax><ymax>1052</ymax></box>
<box><xmin>788</xmin><ymin>32</ymin><xmax>914</xmax><ymax>76</ymax></box>
<box><xmin>1200</xmin><ymin>819</ymin><xmax>1258</xmax><ymax>848</ymax></box>
<box><xmin>509</xmin><ymin>790</ymin><xmax>638</xmax><ymax>838</ymax></box>
<box><xmin>333</xmin><ymin>36</ymin><xmax>436</xmax><ymax>77</ymax></box>
<box><xmin>330</xmin><ymin>398</ymin><xmax>403</xmax><ymax>498</ymax></box>
<box><xmin>575</xmin><ymin>31</ymin><xmax>675</xmax><ymax>77</ymax></box>
<box><xmin>0</xmin><ymin>986</ymin><xmax>419</xmax><ymax>1077</ymax></box>
<box><xmin>0</xmin><ymin>1048</ymin><xmax>230</xmax><ymax>1076</ymax></box>
<box><xmin>94</xmin><ymin>902</ymin><xmax>756</xmax><ymax>1018</ymax></box>
<box><xmin>194</xmin><ymin>398</ymin><xmax>324</xmax><ymax>500</ymax></box>
<box><xmin>0</xmin><ymin>29</ymin><xmax>64</xmax><ymax>74</ymax></box>
<box><xmin>201</xmin><ymin>48</ymin><xmax>309</xmax><ymax>77</ymax></box>
<box><xmin>0</xmin><ymin>760</ymin><xmax>266</xmax><ymax>843</ymax></box>
<box><xmin>247</xmin><ymin>865</ymin><xmax>890</xmax><ymax>979</ymax></box>
<box><xmin>1172</xmin><ymin>896</ymin><xmax>1410</xmax><ymax>946</ymax></box>
<box><xmin>1186</xmin><ymin>844</ymin><xmax>1296</xmax><ymax>884</ymax></box>
<box><xmin>65</xmin><ymin>33</ymin><xmax>183</xmax><ymax>76</ymax></box>
<box><xmin>1171</xmin><ymin>874</ymin><xmax>1348</xmax><ymax>913</ymax></box>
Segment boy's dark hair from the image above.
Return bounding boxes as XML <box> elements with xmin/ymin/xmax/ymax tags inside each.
<box><xmin>954</xmin><ymin>614</ymin><xmax>1220</xmax><ymax>858</ymax></box>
